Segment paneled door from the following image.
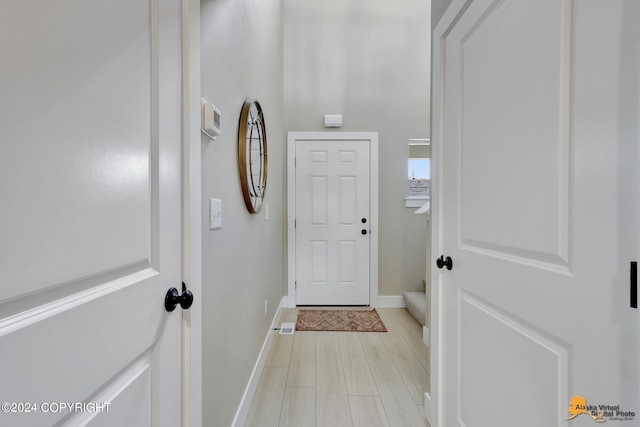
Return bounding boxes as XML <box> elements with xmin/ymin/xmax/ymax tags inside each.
<box><xmin>432</xmin><ymin>0</ymin><xmax>639</xmax><ymax>426</ymax></box>
<box><xmin>0</xmin><ymin>0</ymin><xmax>185</xmax><ymax>425</ymax></box>
<box><xmin>295</xmin><ymin>139</ymin><xmax>371</xmax><ymax>305</ymax></box>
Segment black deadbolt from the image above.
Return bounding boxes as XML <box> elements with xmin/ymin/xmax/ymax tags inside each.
<box><xmin>165</xmin><ymin>282</ymin><xmax>194</xmax><ymax>312</ymax></box>
<box><xmin>361</xmin><ymin>218</ymin><xmax>367</xmax><ymax>224</ymax></box>
<box><xmin>361</xmin><ymin>229</ymin><xmax>368</xmax><ymax>235</ymax></box>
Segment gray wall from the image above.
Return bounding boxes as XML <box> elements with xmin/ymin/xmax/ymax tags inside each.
<box><xmin>283</xmin><ymin>0</ymin><xmax>432</xmax><ymax>296</ymax></box>
<box><xmin>200</xmin><ymin>0</ymin><xmax>284</xmax><ymax>425</ymax></box>
<box><xmin>431</xmin><ymin>0</ymin><xmax>454</xmax><ymax>28</ymax></box>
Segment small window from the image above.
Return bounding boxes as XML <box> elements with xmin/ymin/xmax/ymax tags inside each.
<box><xmin>406</xmin><ymin>139</ymin><xmax>431</xmax><ymax>207</ymax></box>
<box><xmin>408</xmin><ymin>158</ymin><xmax>430</xmax><ymax>180</ymax></box>
<box><xmin>408</xmin><ymin>141</ymin><xmax>430</xmax><ymax>177</ymax></box>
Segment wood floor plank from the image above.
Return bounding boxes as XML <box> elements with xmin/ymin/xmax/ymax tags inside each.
<box><xmin>286</xmin><ymin>331</ymin><xmax>315</xmax><ymax>387</ymax></box>
<box><xmin>349</xmin><ymin>396</ymin><xmax>390</xmax><ymax>427</ymax></box>
<box><xmin>381</xmin><ymin>325</ymin><xmax>429</xmax><ymax>404</ymax></box>
<box><xmin>364</xmin><ymin>345</ymin><xmax>426</xmax><ymax>426</ymax></box>
<box><xmin>389</xmin><ymin>309</ymin><xmax>428</xmax><ymax>358</ymax></box>
<box><xmin>316</xmin><ymin>334</ymin><xmax>353</xmax><ymax>426</ymax></box>
<box><xmin>381</xmin><ymin>308</ymin><xmax>429</xmax><ymax>371</ymax></box>
<box><xmin>279</xmin><ymin>388</ymin><xmax>315</xmax><ymax>427</ymax></box>
<box><xmin>281</xmin><ymin>308</ymin><xmax>299</xmax><ymax>323</ymax></box>
<box><xmin>266</xmin><ymin>333</ymin><xmax>294</xmax><ymax>367</ymax></box>
<box><xmin>337</xmin><ymin>332</ymin><xmax>378</xmax><ymax>395</ymax></box>
<box><xmin>376</xmin><ymin>309</ymin><xmax>399</xmax><ymax>333</ymax></box>
<box><xmin>245</xmin><ymin>367</ymin><xmax>288</xmax><ymax>427</ymax></box>
<box><xmin>358</xmin><ymin>331</ymin><xmax>385</xmax><ymax>346</ymax></box>
<box><xmin>395</xmin><ymin>307</ymin><xmax>424</xmax><ymax>334</ymax></box>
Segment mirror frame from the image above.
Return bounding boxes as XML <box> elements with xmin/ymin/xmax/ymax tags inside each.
<box><xmin>238</xmin><ymin>99</ymin><xmax>268</xmax><ymax>213</ymax></box>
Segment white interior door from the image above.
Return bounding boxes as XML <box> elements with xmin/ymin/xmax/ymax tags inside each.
<box><xmin>432</xmin><ymin>0</ymin><xmax>639</xmax><ymax>425</ymax></box>
<box><xmin>295</xmin><ymin>139</ymin><xmax>370</xmax><ymax>305</ymax></box>
<box><xmin>0</xmin><ymin>0</ymin><xmax>184</xmax><ymax>425</ymax></box>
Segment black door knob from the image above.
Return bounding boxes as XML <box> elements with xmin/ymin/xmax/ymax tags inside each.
<box><xmin>165</xmin><ymin>282</ymin><xmax>194</xmax><ymax>312</ymax></box>
<box><xmin>361</xmin><ymin>218</ymin><xmax>367</xmax><ymax>224</ymax></box>
<box><xmin>436</xmin><ymin>255</ymin><xmax>453</xmax><ymax>270</ymax></box>
<box><xmin>361</xmin><ymin>229</ymin><xmax>368</xmax><ymax>235</ymax></box>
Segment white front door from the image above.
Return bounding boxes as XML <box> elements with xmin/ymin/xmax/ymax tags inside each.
<box><xmin>432</xmin><ymin>0</ymin><xmax>639</xmax><ymax>426</ymax></box>
<box><xmin>0</xmin><ymin>0</ymin><xmax>184</xmax><ymax>425</ymax></box>
<box><xmin>295</xmin><ymin>139</ymin><xmax>371</xmax><ymax>305</ymax></box>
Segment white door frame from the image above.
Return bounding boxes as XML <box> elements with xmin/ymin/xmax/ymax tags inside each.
<box><xmin>287</xmin><ymin>132</ymin><xmax>379</xmax><ymax>307</ymax></box>
<box><xmin>182</xmin><ymin>0</ymin><xmax>202</xmax><ymax>425</ymax></box>
<box><xmin>430</xmin><ymin>1</ymin><xmax>471</xmax><ymax>426</ymax></box>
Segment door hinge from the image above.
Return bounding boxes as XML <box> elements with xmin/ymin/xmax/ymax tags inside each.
<box><xmin>631</xmin><ymin>261</ymin><xmax>637</xmax><ymax>309</ymax></box>
<box><xmin>294</xmin><ymin>219</ymin><xmax>296</xmax><ymax>228</ymax></box>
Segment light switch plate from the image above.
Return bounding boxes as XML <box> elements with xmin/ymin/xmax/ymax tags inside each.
<box><xmin>209</xmin><ymin>198</ymin><xmax>222</xmax><ymax>230</ymax></box>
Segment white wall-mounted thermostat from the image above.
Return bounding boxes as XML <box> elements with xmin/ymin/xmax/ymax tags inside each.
<box><xmin>201</xmin><ymin>98</ymin><xmax>221</xmax><ymax>140</ymax></box>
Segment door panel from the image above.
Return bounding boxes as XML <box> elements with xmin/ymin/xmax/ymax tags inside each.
<box><xmin>296</xmin><ymin>140</ymin><xmax>370</xmax><ymax>305</ymax></box>
<box><xmin>458</xmin><ymin>291</ymin><xmax>567</xmax><ymax>426</ymax></box>
<box><xmin>0</xmin><ymin>0</ymin><xmax>154</xmax><ymax>300</ymax></box>
<box><xmin>310</xmin><ymin>241</ymin><xmax>329</xmax><ymax>285</ymax></box>
<box><xmin>89</xmin><ymin>361</ymin><xmax>152</xmax><ymax>427</ymax></box>
<box><xmin>435</xmin><ymin>0</ymin><xmax>638</xmax><ymax>425</ymax></box>
<box><xmin>338</xmin><ymin>176</ymin><xmax>357</xmax><ymax>225</ymax></box>
<box><xmin>458</xmin><ymin>0</ymin><xmax>570</xmax><ymax>265</ymax></box>
<box><xmin>338</xmin><ymin>241</ymin><xmax>357</xmax><ymax>284</ymax></box>
<box><xmin>0</xmin><ymin>0</ymin><xmax>182</xmax><ymax>425</ymax></box>
<box><xmin>310</xmin><ymin>176</ymin><xmax>328</xmax><ymax>225</ymax></box>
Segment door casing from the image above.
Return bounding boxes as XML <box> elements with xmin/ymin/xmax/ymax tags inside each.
<box><xmin>182</xmin><ymin>0</ymin><xmax>202</xmax><ymax>425</ymax></box>
<box><xmin>287</xmin><ymin>132</ymin><xmax>379</xmax><ymax>307</ymax></box>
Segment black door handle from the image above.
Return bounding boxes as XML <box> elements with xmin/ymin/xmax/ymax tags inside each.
<box><xmin>436</xmin><ymin>255</ymin><xmax>453</xmax><ymax>271</ymax></box>
<box><xmin>361</xmin><ymin>229</ymin><xmax>368</xmax><ymax>235</ymax></box>
<box><xmin>165</xmin><ymin>282</ymin><xmax>194</xmax><ymax>312</ymax></box>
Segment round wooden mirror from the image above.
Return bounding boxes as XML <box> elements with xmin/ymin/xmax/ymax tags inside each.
<box><xmin>238</xmin><ymin>99</ymin><xmax>268</xmax><ymax>213</ymax></box>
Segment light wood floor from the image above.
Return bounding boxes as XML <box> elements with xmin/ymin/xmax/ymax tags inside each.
<box><xmin>244</xmin><ymin>308</ymin><xmax>431</xmax><ymax>427</ymax></box>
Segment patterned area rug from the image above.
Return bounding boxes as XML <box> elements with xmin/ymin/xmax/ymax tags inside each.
<box><xmin>296</xmin><ymin>309</ymin><xmax>387</xmax><ymax>332</ymax></box>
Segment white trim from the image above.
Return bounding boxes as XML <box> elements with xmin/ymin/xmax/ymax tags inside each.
<box><xmin>287</xmin><ymin>132</ymin><xmax>379</xmax><ymax>308</ymax></box>
<box><xmin>431</xmin><ymin>1</ymin><xmax>474</xmax><ymax>426</ymax></box>
<box><xmin>231</xmin><ymin>297</ymin><xmax>287</xmax><ymax>427</ymax></box>
<box><xmin>0</xmin><ymin>268</ymin><xmax>156</xmax><ymax>337</ymax></box>
<box><xmin>373</xmin><ymin>295</ymin><xmax>406</xmax><ymax>308</ymax></box>
<box><xmin>424</xmin><ymin>392</ymin><xmax>432</xmax><ymax>425</ymax></box>
<box><xmin>408</xmin><ymin>138</ymin><xmax>431</xmax><ymax>145</ymax></box>
<box><xmin>181</xmin><ymin>0</ymin><xmax>202</xmax><ymax>425</ymax></box>
<box><xmin>405</xmin><ymin>196</ymin><xmax>429</xmax><ymax>208</ymax></box>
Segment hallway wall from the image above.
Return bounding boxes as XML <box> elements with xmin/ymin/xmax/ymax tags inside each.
<box><xmin>431</xmin><ymin>0</ymin><xmax>454</xmax><ymax>29</ymax></box>
<box><xmin>200</xmin><ymin>0</ymin><xmax>284</xmax><ymax>425</ymax></box>
<box><xmin>283</xmin><ymin>0</ymin><xmax>432</xmax><ymax>296</ymax></box>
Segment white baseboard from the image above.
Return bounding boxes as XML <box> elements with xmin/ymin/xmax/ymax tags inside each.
<box><xmin>374</xmin><ymin>295</ymin><xmax>406</xmax><ymax>308</ymax></box>
<box><xmin>231</xmin><ymin>296</ymin><xmax>286</xmax><ymax>427</ymax></box>
<box><xmin>424</xmin><ymin>391</ymin><xmax>432</xmax><ymax>424</ymax></box>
